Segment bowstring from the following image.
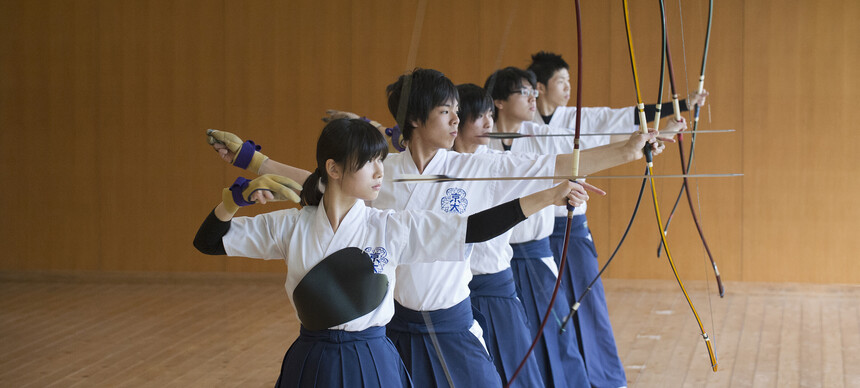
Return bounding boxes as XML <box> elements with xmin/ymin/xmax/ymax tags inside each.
<box><xmin>404</xmin><ymin>1</ymin><xmax>526</xmax><ymax>385</ymax></box>
<box><xmin>395</xmin><ymin>1</ymin><xmax>460</xmax><ymax>385</ymax></box>
<box><xmin>677</xmin><ymin>0</ymin><xmax>720</xmax><ymax>353</ymax></box>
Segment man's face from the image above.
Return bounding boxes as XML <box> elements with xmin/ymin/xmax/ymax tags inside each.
<box><xmin>413</xmin><ymin>99</ymin><xmax>460</xmax><ymax>150</ymax></box>
<box><xmin>497</xmin><ymin>80</ymin><xmax>537</xmax><ymax>123</ymax></box>
<box><xmin>539</xmin><ymin>68</ymin><xmax>571</xmax><ymax>109</ymax></box>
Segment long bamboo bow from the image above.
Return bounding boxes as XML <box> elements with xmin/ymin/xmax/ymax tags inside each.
<box><xmin>622</xmin><ymin>0</ymin><xmax>718</xmax><ymax>371</ymax></box>
<box><xmin>656</xmin><ymin>0</ymin><xmax>721</xmax><ymax>298</ymax></box>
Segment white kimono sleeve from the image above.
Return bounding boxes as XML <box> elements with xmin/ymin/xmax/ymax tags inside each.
<box><xmin>387</xmin><ymin>210</ymin><xmax>471</xmax><ymax>265</ymax></box>
<box><xmin>221</xmin><ymin>209</ymin><xmax>297</xmax><ymax>260</ymax></box>
<box><xmin>489</xmin><ymin>152</ymin><xmax>556</xmax><ymax>203</ymax></box>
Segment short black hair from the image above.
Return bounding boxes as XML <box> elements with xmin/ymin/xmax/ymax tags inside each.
<box><xmin>527</xmin><ymin>51</ymin><xmax>569</xmax><ymax>86</ymax></box>
<box><xmin>386</xmin><ymin>68</ymin><xmax>459</xmax><ymax>142</ymax></box>
<box><xmin>455</xmin><ymin>83</ymin><xmax>493</xmax><ymax>128</ymax></box>
<box><xmin>483</xmin><ymin>67</ymin><xmax>537</xmax><ymax>118</ymax></box>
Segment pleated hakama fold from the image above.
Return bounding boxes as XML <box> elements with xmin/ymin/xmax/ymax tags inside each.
<box><xmin>510</xmin><ymin>237</ymin><xmax>590</xmax><ymax>388</ymax></box>
<box><xmin>469</xmin><ymin>267</ymin><xmax>543</xmax><ymax>387</ymax></box>
<box><xmin>386</xmin><ymin>298</ymin><xmax>502</xmax><ymax>388</ymax></box>
<box><xmin>550</xmin><ymin>215</ymin><xmax>627</xmax><ymax>388</ymax></box>
<box><xmin>276</xmin><ymin>326</ymin><xmax>412</xmax><ymax>388</ymax></box>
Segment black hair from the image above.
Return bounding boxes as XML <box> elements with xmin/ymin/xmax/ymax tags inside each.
<box><xmin>455</xmin><ymin>83</ymin><xmax>493</xmax><ymax>129</ymax></box>
<box><xmin>300</xmin><ymin>118</ymin><xmax>389</xmax><ymax>206</ymax></box>
<box><xmin>386</xmin><ymin>68</ymin><xmax>459</xmax><ymax>142</ymax></box>
<box><xmin>527</xmin><ymin>51</ymin><xmax>570</xmax><ymax>86</ymax></box>
<box><xmin>483</xmin><ymin>67</ymin><xmax>537</xmax><ymax>118</ymax></box>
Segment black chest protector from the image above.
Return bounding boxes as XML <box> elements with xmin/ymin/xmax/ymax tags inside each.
<box><xmin>292</xmin><ymin>247</ymin><xmax>389</xmax><ymax>330</ymax></box>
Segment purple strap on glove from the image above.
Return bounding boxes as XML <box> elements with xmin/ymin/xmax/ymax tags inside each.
<box><xmin>233</xmin><ymin>140</ymin><xmax>261</xmax><ymax>170</ymax></box>
<box><xmin>229</xmin><ymin>177</ymin><xmax>255</xmax><ymax>207</ymax></box>
<box><xmin>385</xmin><ymin>125</ymin><xmax>406</xmax><ymax>152</ymax></box>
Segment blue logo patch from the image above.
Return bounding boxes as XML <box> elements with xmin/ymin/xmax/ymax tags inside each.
<box><xmin>441</xmin><ymin>187</ymin><xmax>468</xmax><ymax>214</ymax></box>
<box><xmin>364</xmin><ymin>247</ymin><xmax>389</xmax><ymax>273</ymax></box>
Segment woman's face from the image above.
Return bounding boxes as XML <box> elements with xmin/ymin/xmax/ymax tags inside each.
<box><xmin>341</xmin><ymin>157</ymin><xmax>384</xmax><ymax>201</ymax></box>
<box><xmin>455</xmin><ymin>108</ymin><xmax>494</xmax><ymax>151</ymax></box>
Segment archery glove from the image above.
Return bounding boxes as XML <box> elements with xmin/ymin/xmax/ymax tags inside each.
<box><xmin>207</xmin><ymin>129</ymin><xmax>269</xmax><ymax>173</ymax></box>
<box><xmin>221</xmin><ymin>174</ymin><xmax>302</xmax><ymax>214</ymax></box>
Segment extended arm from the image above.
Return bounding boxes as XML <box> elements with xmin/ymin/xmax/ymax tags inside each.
<box><xmin>555</xmin><ymin>131</ymin><xmax>666</xmax><ymax>176</ymax></box>
<box><xmin>207</xmin><ymin>129</ymin><xmax>312</xmax><ymax>183</ymax></box>
<box><xmin>634</xmin><ymin>89</ymin><xmax>708</xmax><ymax>124</ymax></box>
<box><xmin>464</xmin><ymin>180</ymin><xmax>601</xmax><ymax>243</ymax></box>
<box><xmin>193</xmin><ymin>174</ymin><xmax>302</xmax><ymax>254</ymax></box>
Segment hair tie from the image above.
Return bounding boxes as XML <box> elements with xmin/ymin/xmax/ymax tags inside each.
<box><xmin>386</xmin><ymin>125</ymin><xmax>406</xmax><ymax>152</ymax></box>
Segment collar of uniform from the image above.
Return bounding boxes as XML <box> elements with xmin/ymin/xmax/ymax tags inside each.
<box><xmin>400</xmin><ymin>146</ymin><xmax>448</xmax><ymax>176</ymax></box>
<box><xmin>313</xmin><ymin>198</ymin><xmax>366</xmax><ymax>257</ymax></box>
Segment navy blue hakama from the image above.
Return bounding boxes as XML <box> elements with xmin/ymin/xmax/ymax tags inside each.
<box><xmin>469</xmin><ymin>268</ymin><xmax>543</xmax><ymax>387</ymax></box>
<box><xmin>550</xmin><ymin>215</ymin><xmax>627</xmax><ymax>388</ymax></box>
<box><xmin>510</xmin><ymin>237</ymin><xmax>590</xmax><ymax>388</ymax></box>
<box><xmin>276</xmin><ymin>325</ymin><xmax>412</xmax><ymax>388</ymax></box>
<box><xmin>386</xmin><ymin>298</ymin><xmax>502</xmax><ymax>388</ymax></box>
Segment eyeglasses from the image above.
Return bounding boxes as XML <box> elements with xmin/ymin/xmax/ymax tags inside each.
<box><xmin>514</xmin><ymin>88</ymin><xmax>539</xmax><ymax>98</ymax></box>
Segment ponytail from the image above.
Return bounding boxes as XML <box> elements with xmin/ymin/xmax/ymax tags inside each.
<box><xmin>300</xmin><ymin>168</ymin><xmax>324</xmax><ymax>207</ymax></box>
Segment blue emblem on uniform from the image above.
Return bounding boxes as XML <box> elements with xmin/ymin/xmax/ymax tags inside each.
<box><xmin>364</xmin><ymin>247</ymin><xmax>389</xmax><ymax>273</ymax></box>
<box><xmin>441</xmin><ymin>187</ymin><xmax>468</xmax><ymax>214</ymax></box>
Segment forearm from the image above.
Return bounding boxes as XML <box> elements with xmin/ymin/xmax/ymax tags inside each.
<box><xmin>193</xmin><ymin>208</ymin><xmax>232</xmax><ymax>255</ymax></box>
<box><xmin>258</xmin><ymin>159</ymin><xmax>312</xmax><ymax>183</ymax></box>
<box><xmin>518</xmin><ymin>186</ymin><xmax>559</xmax><ymax>218</ymax></box>
<box><xmin>555</xmin><ymin>141</ymin><xmax>636</xmax><ymax>176</ymax></box>
<box><xmin>608</xmin><ymin>134</ymin><xmax>631</xmax><ymax>144</ymax></box>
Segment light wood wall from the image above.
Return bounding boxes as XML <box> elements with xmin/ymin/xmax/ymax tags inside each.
<box><xmin>1</xmin><ymin>0</ymin><xmax>858</xmax><ymax>284</ymax></box>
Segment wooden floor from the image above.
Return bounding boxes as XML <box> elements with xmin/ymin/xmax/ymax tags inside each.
<box><xmin>1</xmin><ymin>272</ymin><xmax>858</xmax><ymax>387</ymax></box>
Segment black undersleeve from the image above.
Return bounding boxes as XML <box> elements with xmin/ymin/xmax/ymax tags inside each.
<box><xmin>633</xmin><ymin>99</ymin><xmax>689</xmax><ymax>125</ymax></box>
<box><xmin>193</xmin><ymin>209</ymin><xmax>230</xmax><ymax>255</ymax></box>
<box><xmin>465</xmin><ymin>199</ymin><xmax>526</xmax><ymax>243</ymax></box>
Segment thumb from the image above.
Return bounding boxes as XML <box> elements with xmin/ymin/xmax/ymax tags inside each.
<box><xmin>207</xmin><ymin>129</ymin><xmax>244</xmax><ymax>153</ymax></box>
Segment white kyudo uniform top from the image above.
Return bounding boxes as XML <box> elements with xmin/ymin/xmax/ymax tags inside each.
<box><xmin>532</xmin><ymin>106</ymin><xmax>638</xmax><ymax>217</ymax></box>
<box><xmin>488</xmin><ymin>121</ymin><xmax>577</xmax><ymax>244</ymax></box>
<box><xmin>221</xmin><ymin>199</ymin><xmax>470</xmax><ymax>332</ymax></box>
<box><xmin>468</xmin><ymin>145</ymin><xmax>543</xmax><ymax>276</ymax></box>
<box><xmin>371</xmin><ymin>147</ymin><xmax>555</xmax><ymax>310</ymax></box>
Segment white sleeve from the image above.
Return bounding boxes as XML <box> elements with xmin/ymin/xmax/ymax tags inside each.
<box><xmin>222</xmin><ymin>209</ymin><xmax>296</xmax><ymax>260</ymax></box>
<box><xmin>549</xmin><ymin>106</ymin><xmax>637</xmax><ymax>149</ymax></box>
<box><xmin>580</xmin><ymin>106</ymin><xmax>637</xmax><ymax>149</ymax></box>
<box><xmin>490</xmin><ymin>152</ymin><xmax>557</xmax><ymax>203</ymax></box>
<box><xmin>389</xmin><ymin>210</ymin><xmax>470</xmax><ymax>265</ymax></box>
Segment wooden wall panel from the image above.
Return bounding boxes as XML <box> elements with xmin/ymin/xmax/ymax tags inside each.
<box><xmin>0</xmin><ymin>0</ymin><xmax>857</xmax><ymax>285</ymax></box>
<box><xmin>743</xmin><ymin>0</ymin><xmax>860</xmax><ymax>283</ymax></box>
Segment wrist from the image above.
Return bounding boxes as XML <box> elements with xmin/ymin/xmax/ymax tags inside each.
<box><xmin>249</xmin><ymin>152</ymin><xmax>269</xmax><ymax>174</ymax></box>
<box><xmin>221</xmin><ymin>177</ymin><xmax>255</xmax><ymax>215</ymax></box>
<box><xmin>233</xmin><ymin>140</ymin><xmax>269</xmax><ymax>173</ymax></box>
<box><xmin>220</xmin><ymin>190</ymin><xmax>241</xmax><ymax>216</ymax></box>
<box><xmin>215</xmin><ymin>201</ymin><xmax>239</xmax><ymax>221</ymax></box>
<box><xmin>617</xmin><ymin>140</ymin><xmax>636</xmax><ymax>162</ymax></box>
<box><xmin>626</xmin><ymin>143</ymin><xmax>640</xmax><ymax>162</ymax></box>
